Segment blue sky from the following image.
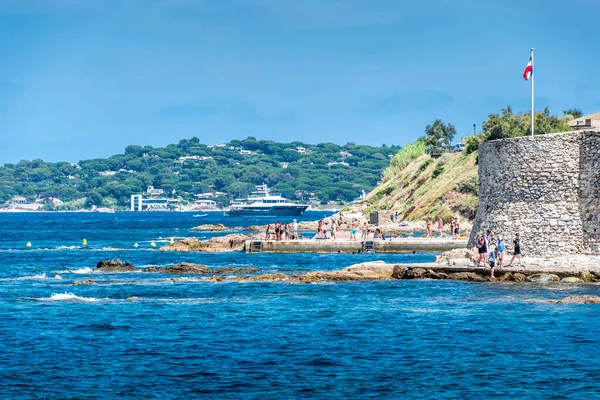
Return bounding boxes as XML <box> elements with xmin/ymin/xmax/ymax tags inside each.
<box><xmin>0</xmin><ymin>0</ymin><xmax>599</xmax><ymax>164</ymax></box>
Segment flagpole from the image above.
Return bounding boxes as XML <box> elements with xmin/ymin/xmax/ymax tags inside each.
<box><xmin>531</xmin><ymin>48</ymin><xmax>534</xmax><ymax>136</ymax></box>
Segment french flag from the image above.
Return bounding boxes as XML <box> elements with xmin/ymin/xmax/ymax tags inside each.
<box><xmin>523</xmin><ymin>56</ymin><xmax>533</xmax><ymax>81</ymax></box>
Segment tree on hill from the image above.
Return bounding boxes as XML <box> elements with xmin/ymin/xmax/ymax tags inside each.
<box><xmin>563</xmin><ymin>108</ymin><xmax>583</xmax><ymax>119</ymax></box>
<box><xmin>423</xmin><ymin>119</ymin><xmax>456</xmax><ymax>148</ymax></box>
<box><xmin>482</xmin><ymin>106</ymin><xmax>570</xmax><ymax>141</ymax></box>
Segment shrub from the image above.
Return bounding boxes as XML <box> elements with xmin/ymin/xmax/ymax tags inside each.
<box><xmin>454</xmin><ymin>175</ymin><xmax>479</xmax><ymax>195</ymax></box>
<box><xmin>455</xmin><ymin>197</ymin><xmax>479</xmax><ymax>220</ymax></box>
<box><xmin>432</xmin><ymin>166</ymin><xmax>444</xmax><ymax>179</ymax></box>
<box><xmin>464</xmin><ymin>135</ymin><xmax>482</xmax><ymax>154</ymax></box>
<box><xmin>382</xmin><ymin>141</ymin><xmax>426</xmax><ymax>181</ymax></box>
<box><xmin>416</xmin><ymin>159</ymin><xmax>433</xmax><ymax>175</ymax></box>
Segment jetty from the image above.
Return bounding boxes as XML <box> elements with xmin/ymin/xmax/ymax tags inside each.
<box><xmin>245</xmin><ymin>238</ymin><xmax>468</xmax><ymax>253</ymax></box>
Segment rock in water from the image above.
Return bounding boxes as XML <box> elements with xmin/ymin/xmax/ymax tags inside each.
<box><xmin>144</xmin><ymin>262</ymin><xmax>209</xmax><ymax>274</ymax></box>
<box><xmin>549</xmin><ymin>295</ymin><xmax>600</xmax><ymax>304</ymax></box>
<box><xmin>96</xmin><ymin>259</ymin><xmax>138</xmax><ymax>272</ymax></box>
<box><xmin>160</xmin><ymin>234</ymin><xmax>252</xmax><ymax>252</ymax></box>
<box><xmin>392</xmin><ymin>265</ymin><xmax>407</xmax><ymax>279</ymax></box>
<box><xmin>126</xmin><ymin>296</ymin><xmax>139</xmax><ymax>302</ymax></box>
<box><xmin>526</xmin><ymin>274</ymin><xmax>560</xmax><ymax>283</ymax></box>
<box><xmin>512</xmin><ymin>273</ymin><xmax>527</xmax><ymax>282</ymax></box>
<box><xmin>73</xmin><ymin>280</ymin><xmax>96</xmax><ymax>286</ymax></box>
<box><xmin>404</xmin><ymin>268</ymin><xmax>428</xmax><ymax>279</ymax></box>
<box><xmin>190</xmin><ymin>224</ymin><xmax>227</xmax><ymax>231</ymax></box>
<box><xmin>426</xmin><ymin>269</ymin><xmax>449</xmax><ymax>280</ymax></box>
<box><xmin>561</xmin><ymin>277</ymin><xmax>582</xmax><ymax>283</ymax></box>
<box><xmin>579</xmin><ymin>271</ymin><xmax>598</xmax><ymax>283</ymax></box>
<box><xmin>499</xmin><ymin>272</ymin><xmax>514</xmax><ymax>281</ymax></box>
<box><xmin>448</xmin><ymin>272</ymin><xmax>487</xmax><ymax>282</ymax></box>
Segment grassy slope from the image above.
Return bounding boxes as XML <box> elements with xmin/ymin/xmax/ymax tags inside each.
<box><xmin>360</xmin><ymin>151</ymin><xmax>479</xmax><ymax>221</ymax></box>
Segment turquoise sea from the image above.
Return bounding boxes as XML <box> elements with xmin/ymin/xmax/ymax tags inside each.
<box><xmin>1</xmin><ymin>212</ymin><xmax>600</xmax><ymax>399</ymax></box>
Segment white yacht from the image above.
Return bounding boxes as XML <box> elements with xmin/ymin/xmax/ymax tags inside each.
<box><xmin>227</xmin><ymin>184</ymin><xmax>309</xmax><ymax>217</ymax></box>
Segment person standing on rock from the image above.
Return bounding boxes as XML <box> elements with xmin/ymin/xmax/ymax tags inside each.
<box><xmin>450</xmin><ymin>218</ymin><xmax>456</xmax><ymax>238</ymax></box>
<box><xmin>426</xmin><ymin>219</ymin><xmax>432</xmax><ymax>238</ymax></box>
<box><xmin>455</xmin><ymin>218</ymin><xmax>460</xmax><ymax>238</ymax></box>
<box><xmin>350</xmin><ymin>219</ymin><xmax>358</xmax><ymax>241</ymax></box>
<box><xmin>316</xmin><ymin>220</ymin><xmax>323</xmax><ymax>239</ymax></box>
<box><xmin>484</xmin><ymin>230</ymin><xmax>492</xmax><ymax>263</ymax></box>
<box><xmin>476</xmin><ymin>235</ymin><xmax>487</xmax><ymax>267</ymax></box>
<box><xmin>331</xmin><ymin>220</ymin><xmax>337</xmax><ymax>240</ymax></box>
<box><xmin>284</xmin><ymin>222</ymin><xmax>290</xmax><ymax>240</ymax></box>
<box><xmin>292</xmin><ymin>219</ymin><xmax>299</xmax><ymax>240</ymax></box>
<box><xmin>265</xmin><ymin>224</ymin><xmax>272</xmax><ymax>240</ymax></box>
<box><xmin>497</xmin><ymin>235</ymin><xmax>506</xmax><ymax>267</ymax></box>
<box><xmin>488</xmin><ymin>246</ymin><xmax>499</xmax><ymax>279</ymax></box>
<box><xmin>437</xmin><ymin>216</ymin><xmax>444</xmax><ymax>238</ymax></box>
<box><xmin>361</xmin><ymin>222</ymin><xmax>369</xmax><ymax>241</ymax></box>
<box><xmin>508</xmin><ymin>233</ymin><xmax>522</xmax><ymax>266</ymax></box>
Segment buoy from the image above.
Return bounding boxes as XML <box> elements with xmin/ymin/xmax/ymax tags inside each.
<box><xmin>82</xmin><ymin>239</ymin><xmax>87</xmax><ymax>246</ymax></box>
<box><xmin>150</xmin><ymin>242</ymin><xmax>156</xmax><ymax>248</ymax></box>
<box><xmin>26</xmin><ymin>242</ymin><xmax>32</xmax><ymax>248</ymax></box>
<box><xmin>170</xmin><ymin>237</ymin><xmax>174</xmax><ymax>244</ymax></box>
<box><xmin>133</xmin><ymin>243</ymin><xmax>139</xmax><ymax>248</ymax></box>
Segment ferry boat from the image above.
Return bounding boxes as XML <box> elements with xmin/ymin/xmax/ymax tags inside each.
<box><xmin>227</xmin><ymin>184</ymin><xmax>309</xmax><ymax>217</ymax></box>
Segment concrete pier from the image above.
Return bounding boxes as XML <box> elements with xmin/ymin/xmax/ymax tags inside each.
<box><xmin>245</xmin><ymin>238</ymin><xmax>468</xmax><ymax>254</ymax></box>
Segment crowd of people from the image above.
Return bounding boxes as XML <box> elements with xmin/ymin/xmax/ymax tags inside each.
<box><xmin>475</xmin><ymin>230</ymin><xmax>523</xmax><ymax>278</ymax></box>
<box><xmin>265</xmin><ymin>214</ymin><xmax>468</xmax><ymax>242</ymax></box>
<box><xmin>263</xmin><ymin>218</ymin><xmax>385</xmax><ymax>241</ymax></box>
<box><xmin>264</xmin><ymin>220</ymin><xmax>299</xmax><ymax>241</ymax></box>
<box><xmin>425</xmin><ymin>216</ymin><xmax>461</xmax><ymax>239</ymax></box>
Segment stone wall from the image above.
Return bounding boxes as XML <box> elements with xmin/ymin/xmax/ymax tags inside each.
<box><xmin>580</xmin><ymin>132</ymin><xmax>600</xmax><ymax>254</ymax></box>
<box><xmin>469</xmin><ymin>130</ymin><xmax>600</xmax><ymax>257</ymax></box>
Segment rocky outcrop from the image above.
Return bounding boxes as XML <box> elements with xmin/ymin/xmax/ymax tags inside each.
<box><xmin>145</xmin><ymin>262</ymin><xmax>209</xmax><ymax>274</ymax></box>
<box><xmin>73</xmin><ymin>280</ymin><xmax>96</xmax><ymax>286</ymax></box>
<box><xmin>434</xmin><ymin>248</ymin><xmax>478</xmax><ymax>265</ymax></box>
<box><xmin>526</xmin><ymin>274</ymin><xmax>560</xmax><ymax>283</ymax></box>
<box><xmin>160</xmin><ymin>234</ymin><xmax>252</xmax><ymax>252</ymax></box>
<box><xmin>144</xmin><ymin>263</ymin><xmax>260</xmax><ymax>274</ymax></box>
<box><xmin>549</xmin><ymin>295</ymin><xmax>600</xmax><ymax>305</ymax></box>
<box><xmin>300</xmin><ymin>261</ymin><xmax>396</xmax><ymax>282</ymax></box>
<box><xmin>190</xmin><ymin>224</ymin><xmax>228</xmax><ymax>231</ymax></box>
<box><xmin>96</xmin><ymin>259</ymin><xmax>137</xmax><ymax>272</ymax></box>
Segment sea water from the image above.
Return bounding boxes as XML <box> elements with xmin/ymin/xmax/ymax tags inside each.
<box><xmin>1</xmin><ymin>212</ymin><xmax>600</xmax><ymax>399</ymax></box>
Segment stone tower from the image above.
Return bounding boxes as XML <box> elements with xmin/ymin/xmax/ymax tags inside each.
<box><xmin>468</xmin><ymin>130</ymin><xmax>600</xmax><ymax>257</ymax></box>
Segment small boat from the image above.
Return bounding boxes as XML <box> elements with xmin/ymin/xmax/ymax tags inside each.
<box><xmin>193</xmin><ymin>214</ymin><xmax>208</xmax><ymax>218</ymax></box>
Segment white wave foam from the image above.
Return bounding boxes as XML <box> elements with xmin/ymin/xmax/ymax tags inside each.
<box><xmin>73</xmin><ymin>267</ymin><xmax>94</xmax><ymax>274</ymax></box>
<box><xmin>56</xmin><ymin>245</ymin><xmax>80</xmax><ymax>250</ymax></box>
<box><xmin>18</xmin><ymin>273</ymin><xmax>48</xmax><ymax>280</ymax></box>
<box><xmin>0</xmin><ymin>273</ymin><xmax>49</xmax><ymax>281</ymax></box>
<box><xmin>39</xmin><ymin>292</ymin><xmax>99</xmax><ymax>302</ymax></box>
<box><xmin>56</xmin><ymin>267</ymin><xmax>94</xmax><ymax>274</ymax></box>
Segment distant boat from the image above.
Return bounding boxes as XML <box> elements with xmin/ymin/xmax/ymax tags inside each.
<box><xmin>227</xmin><ymin>184</ymin><xmax>308</xmax><ymax>217</ymax></box>
<box><xmin>193</xmin><ymin>214</ymin><xmax>208</xmax><ymax>218</ymax></box>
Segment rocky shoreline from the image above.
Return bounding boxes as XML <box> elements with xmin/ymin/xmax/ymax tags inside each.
<box><xmin>94</xmin><ymin>247</ymin><xmax>600</xmax><ymax>284</ymax></box>
<box><xmin>83</xmin><ymin>254</ymin><xmax>600</xmax><ymax>305</ymax></box>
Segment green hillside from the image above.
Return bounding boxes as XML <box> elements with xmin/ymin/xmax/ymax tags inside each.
<box><xmin>0</xmin><ymin>137</ymin><xmax>400</xmax><ymax>210</ymax></box>
<box><xmin>360</xmin><ymin>150</ymin><xmax>479</xmax><ymax>221</ymax></box>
